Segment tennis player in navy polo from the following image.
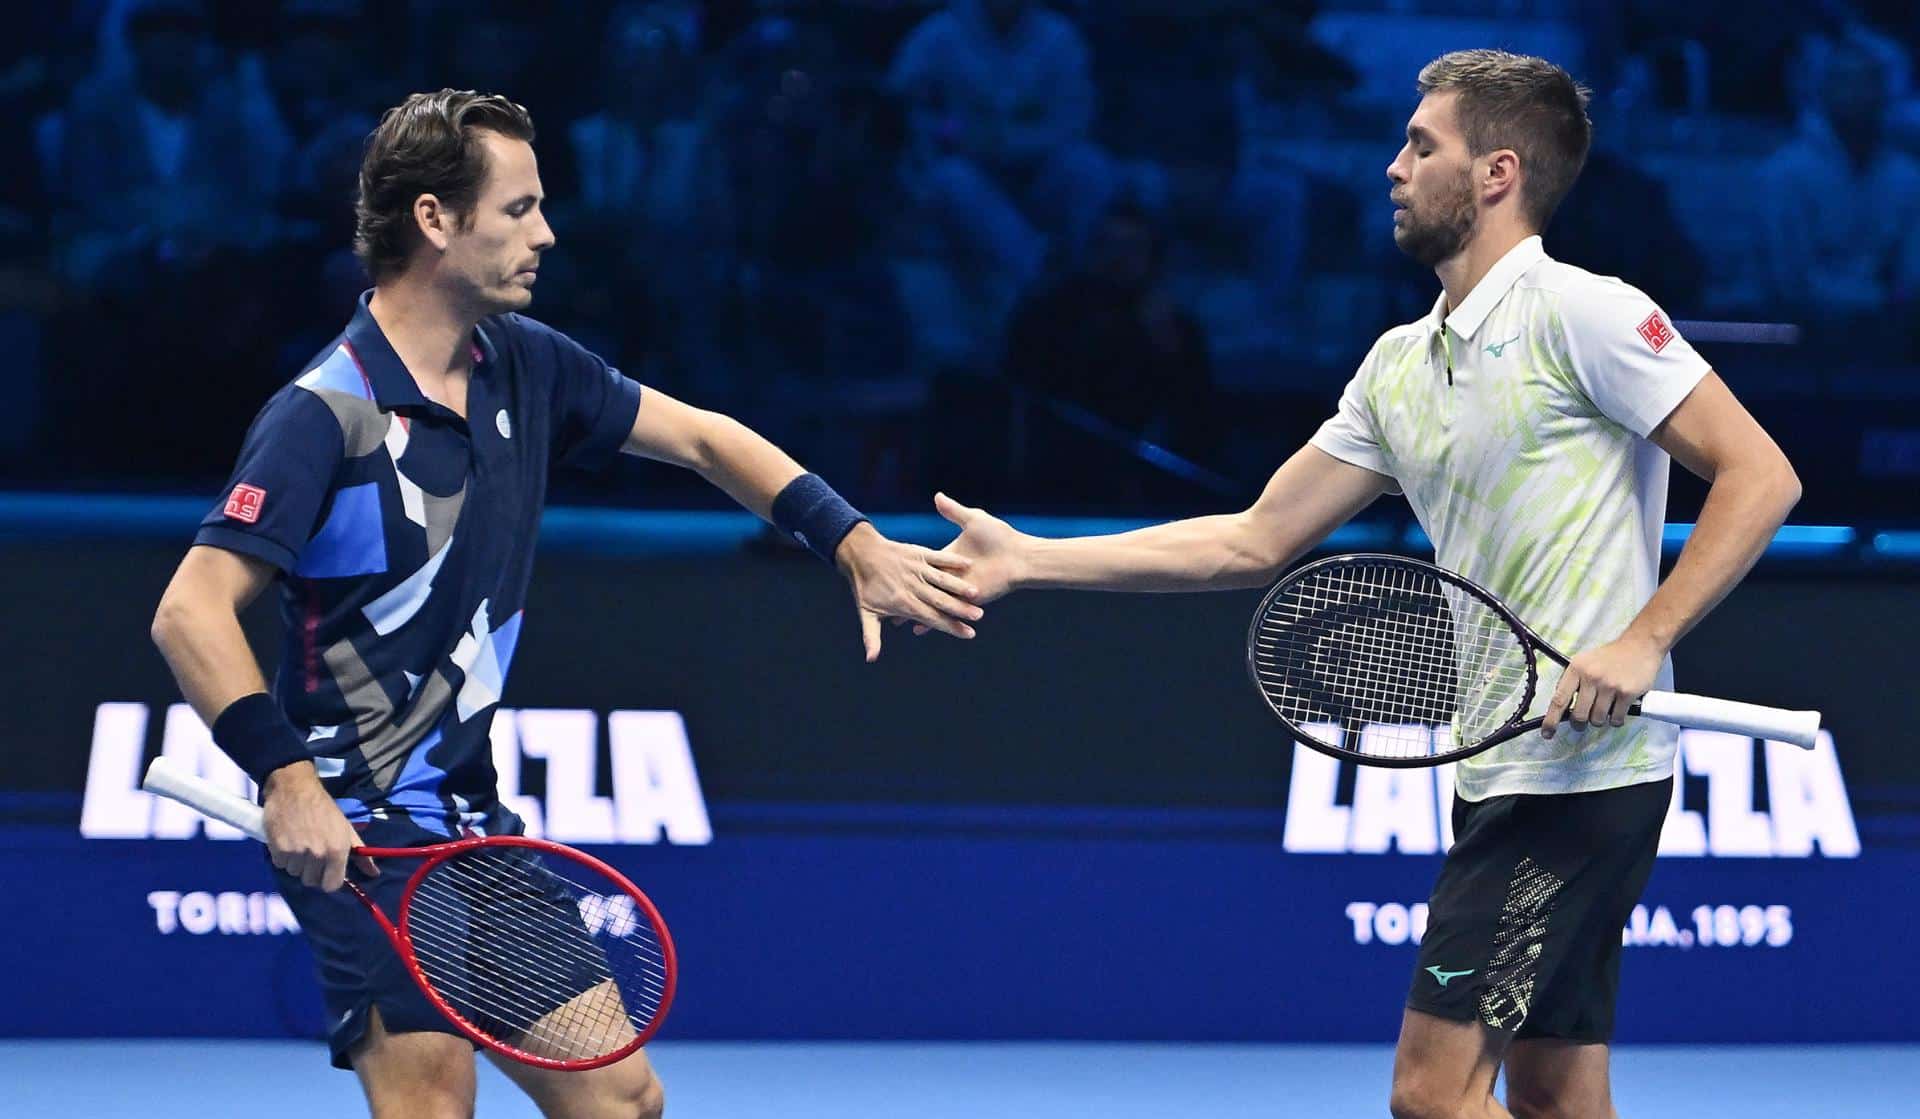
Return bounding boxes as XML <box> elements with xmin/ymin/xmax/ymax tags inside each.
<box><xmin>149</xmin><ymin>90</ymin><xmax>984</xmax><ymax>1117</ymax></box>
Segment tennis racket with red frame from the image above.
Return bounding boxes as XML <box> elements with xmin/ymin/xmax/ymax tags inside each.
<box><xmin>1247</xmin><ymin>553</ymin><xmax>1822</xmax><ymax>768</ymax></box>
<box><xmin>141</xmin><ymin>756</ymin><xmax>677</xmax><ymax>1071</ymax></box>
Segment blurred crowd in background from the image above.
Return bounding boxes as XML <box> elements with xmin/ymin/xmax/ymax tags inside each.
<box><xmin>6</xmin><ymin>0</ymin><xmax>1920</xmax><ymax>512</ymax></box>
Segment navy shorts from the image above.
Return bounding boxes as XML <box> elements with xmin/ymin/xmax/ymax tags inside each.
<box><xmin>270</xmin><ymin>807</ymin><xmax>606</xmax><ymax>1070</ymax></box>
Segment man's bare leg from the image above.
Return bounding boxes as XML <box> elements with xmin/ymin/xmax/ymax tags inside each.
<box><xmin>1391</xmin><ymin>1008</ymin><xmax>1513</xmax><ymax>1119</ymax></box>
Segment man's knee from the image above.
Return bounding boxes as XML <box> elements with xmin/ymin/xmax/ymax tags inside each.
<box><xmin>369</xmin><ymin>1100</ymin><xmax>471</xmax><ymax>1119</ymax></box>
<box><xmin>1505</xmin><ymin>1086</ymin><xmax>1602</xmax><ymax>1119</ymax></box>
<box><xmin>628</xmin><ymin>1069</ymin><xmax>665</xmax><ymax>1119</ymax></box>
<box><xmin>1389</xmin><ymin>1069</ymin><xmax>1476</xmax><ymax>1119</ymax></box>
<box><xmin>1505</xmin><ymin>1037</ymin><xmax>1613</xmax><ymax>1119</ymax></box>
<box><xmin>586</xmin><ymin>1061</ymin><xmax>665</xmax><ymax>1119</ymax></box>
<box><xmin>352</xmin><ymin>1011</ymin><xmax>477</xmax><ymax>1119</ymax></box>
<box><xmin>363</xmin><ymin>1063</ymin><xmax>474</xmax><ymax>1119</ymax></box>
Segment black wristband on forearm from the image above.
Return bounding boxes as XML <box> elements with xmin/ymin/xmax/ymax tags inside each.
<box><xmin>770</xmin><ymin>473</ymin><xmax>869</xmax><ymax>565</ymax></box>
<box><xmin>211</xmin><ymin>692</ymin><xmax>311</xmax><ymax>786</ymax></box>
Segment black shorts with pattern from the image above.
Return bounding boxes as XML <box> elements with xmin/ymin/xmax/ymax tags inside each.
<box><xmin>1407</xmin><ymin>776</ymin><xmax>1672</xmax><ymax>1042</ymax></box>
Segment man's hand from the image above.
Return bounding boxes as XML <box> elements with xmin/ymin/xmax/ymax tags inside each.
<box><xmin>261</xmin><ymin>762</ymin><xmax>376</xmax><ymax>891</ymax></box>
<box><xmin>1540</xmin><ymin>632</ymin><xmax>1666</xmax><ymax>739</ymax></box>
<box><xmin>835</xmin><ymin>522</ymin><xmax>983</xmax><ymax>662</ymax></box>
<box><xmin>892</xmin><ymin>493</ymin><xmax>1031</xmax><ymax>639</ymax></box>
<box><xmin>932</xmin><ymin>492</ymin><xmax>1030</xmax><ymax>603</ymax></box>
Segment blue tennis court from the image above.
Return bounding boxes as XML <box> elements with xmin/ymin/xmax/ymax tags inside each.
<box><xmin>3</xmin><ymin>1041</ymin><xmax>1912</xmax><ymax>1117</ymax></box>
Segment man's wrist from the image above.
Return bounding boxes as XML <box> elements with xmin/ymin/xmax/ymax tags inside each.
<box><xmin>832</xmin><ymin>520</ymin><xmax>882</xmax><ymax>576</ymax></box>
<box><xmin>770</xmin><ymin>473</ymin><xmax>869</xmax><ymax>566</ymax></box>
<box><xmin>1011</xmin><ymin>536</ymin><xmax>1046</xmax><ymax>591</ymax></box>
<box><xmin>210</xmin><ymin>692</ymin><xmax>311</xmax><ymax>787</ymax></box>
<box><xmin>1621</xmin><ymin>618</ymin><xmax>1677</xmax><ymax>657</ymax></box>
<box><xmin>260</xmin><ymin>760</ymin><xmax>320</xmax><ymax>800</ymax></box>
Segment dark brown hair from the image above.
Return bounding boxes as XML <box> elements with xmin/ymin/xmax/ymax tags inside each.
<box><xmin>1416</xmin><ymin>50</ymin><xmax>1591</xmax><ymax>231</ymax></box>
<box><xmin>353</xmin><ymin>89</ymin><xmax>536</xmax><ymax>281</ymax></box>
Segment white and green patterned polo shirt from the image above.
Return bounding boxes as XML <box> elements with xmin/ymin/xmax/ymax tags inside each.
<box><xmin>1311</xmin><ymin>235</ymin><xmax>1711</xmax><ymax>800</ymax></box>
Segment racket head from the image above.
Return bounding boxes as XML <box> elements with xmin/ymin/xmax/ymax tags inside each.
<box><xmin>391</xmin><ymin>836</ymin><xmax>677</xmax><ymax>1071</ymax></box>
<box><xmin>1246</xmin><ymin>553</ymin><xmax>1541</xmax><ymax>768</ymax></box>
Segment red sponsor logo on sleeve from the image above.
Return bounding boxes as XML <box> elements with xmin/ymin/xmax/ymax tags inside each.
<box><xmin>225</xmin><ymin>483</ymin><xmax>267</xmax><ymax>524</ymax></box>
<box><xmin>1636</xmin><ymin>311</ymin><xmax>1675</xmax><ymax>353</ymax></box>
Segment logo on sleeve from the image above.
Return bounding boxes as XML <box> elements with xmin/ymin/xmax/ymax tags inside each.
<box><xmin>1636</xmin><ymin>311</ymin><xmax>1675</xmax><ymax>353</ymax></box>
<box><xmin>224</xmin><ymin>483</ymin><xmax>267</xmax><ymax>524</ymax></box>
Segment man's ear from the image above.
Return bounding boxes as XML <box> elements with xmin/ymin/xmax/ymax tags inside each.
<box><xmin>1480</xmin><ymin>149</ymin><xmax>1521</xmax><ymax>209</ymax></box>
<box><xmin>414</xmin><ymin>193</ymin><xmax>452</xmax><ymax>253</ymax></box>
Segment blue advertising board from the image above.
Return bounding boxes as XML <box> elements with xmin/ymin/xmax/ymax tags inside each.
<box><xmin>0</xmin><ymin>514</ymin><xmax>1911</xmax><ymax>1043</ymax></box>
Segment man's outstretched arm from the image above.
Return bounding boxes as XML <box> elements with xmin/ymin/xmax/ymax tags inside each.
<box><xmin>935</xmin><ymin>445</ymin><xmax>1394</xmax><ymax>600</ymax></box>
<box><xmin>624</xmin><ymin>385</ymin><xmax>983</xmax><ymax>660</ymax></box>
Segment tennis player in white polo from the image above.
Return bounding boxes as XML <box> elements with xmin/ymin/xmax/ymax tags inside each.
<box><xmin>930</xmin><ymin>49</ymin><xmax>1802</xmax><ymax>1119</ymax></box>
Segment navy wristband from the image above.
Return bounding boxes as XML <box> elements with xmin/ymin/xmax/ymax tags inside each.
<box><xmin>211</xmin><ymin>692</ymin><xmax>311</xmax><ymax>786</ymax></box>
<box><xmin>770</xmin><ymin>473</ymin><xmax>869</xmax><ymax>565</ymax></box>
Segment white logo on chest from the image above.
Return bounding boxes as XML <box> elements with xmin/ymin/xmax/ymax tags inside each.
<box><xmin>495</xmin><ymin>409</ymin><xmax>513</xmax><ymax>439</ymax></box>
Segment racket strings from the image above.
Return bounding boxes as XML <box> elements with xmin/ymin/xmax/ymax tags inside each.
<box><xmin>404</xmin><ymin>877</ymin><xmax>632</xmax><ymax>1058</ymax></box>
<box><xmin>408</xmin><ymin>855</ymin><xmax>662</xmax><ymax>1058</ymax></box>
<box><xmin>1251</xmin><ymin>561</ymin><xmax>1530</xmax><ymax>759</ymax></box>
<box><xmin>403</xmin><ymin>846</ymin><xmax>671</xmax><ymax>1062</ymax></box>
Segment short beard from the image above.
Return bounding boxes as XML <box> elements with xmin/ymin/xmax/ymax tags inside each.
<box><xmin>1393</xmin><ymin>168</ymin><xmax>1478</xmax><ymax>268</ymax></box>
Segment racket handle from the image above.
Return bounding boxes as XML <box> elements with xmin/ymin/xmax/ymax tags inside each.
<box><xmin>1634</xmin><ymin>691</ymin><xmax>1822</xmax><ymax>750</ymax></box>
<box><xmin>142</xmin><ymin>756</ymin><xmax>269</xmax><ymax>841</ymax></box>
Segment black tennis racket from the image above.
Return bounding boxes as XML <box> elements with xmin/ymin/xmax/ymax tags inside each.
<box><xmin>1246</xmin><ymin>553</ymin><xmax>1822</xmax><ymax>768</ymax></box>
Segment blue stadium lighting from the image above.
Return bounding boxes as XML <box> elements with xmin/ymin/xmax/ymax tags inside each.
<box><xmin>1663</xmin><ymin>524</ymin><xmax>1854</xmax><ymax>556</ymax></box>
<box><xmin>1872</xmin><ymin>531</ymin><xmax>1920</xmax><ymax>558</ymax></box>
<box><xmin>0</xmin><ymin>495</ymin><xmax>1895</xmax><ymax>564</ymax></box>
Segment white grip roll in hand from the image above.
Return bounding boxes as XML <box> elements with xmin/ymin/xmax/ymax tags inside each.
<box><xmin>1635</xmin><ymin>690</ymin><xmax>1822</xmax><ymax>750</ymax></box>
<box><xmin>141</xmin><ymin>756</ymin><xmax>267</xmax><ymax>841</ymax></box>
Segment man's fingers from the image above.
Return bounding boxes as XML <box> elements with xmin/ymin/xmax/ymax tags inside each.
<box><xmin>321</xmin><ymin>850</ymin><xmax>348</xmax><ymax>893</ymax></box>
<box><xmin>1570</xmin><ymin>684</ymin><xmax>1604</xmax><ymax>728</ymax></box>
<box><xmin>925</xmin><ymin>549</ymin><xmax>974</xmax><ymax>575</ymax></box>
<box><xmin>909</xmin><ymin>590</ymin><xmax>977</xmax><ymax>639</ymax></box>
<box><xmin>353</xmin><ymin>853</ymin><xmax>380</xmax><ymax>878</ymax></box>
<box><xmin>1606</xmin><ymin>690</ymin><xmax>1634</xmax><ymax>727</ymax></box>
<box><xmin>860</xmin><ymin>610</ymin><xmax>882</xmax><ymax>661</ymax></box>
<box><xmin>918</xmin><ymin>584</ymin><xmax>982</xmax><ymax>627</ymax></box>
<box><xmin>933</xmin><ymin>491</ymin><xmax>971</xmax><ymax>527</ymax></box>
<box><xmin>1542</xmin><ymin>671</ymin><xmax>1579</xmax><ymax>738</ymax></box>
<box><xmin>924</xmin><ymin>565</ymin><xmax>981</xmax><ymax>602</ymax></box>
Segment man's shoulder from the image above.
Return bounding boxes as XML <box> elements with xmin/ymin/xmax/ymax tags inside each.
<box><xmin>1362</xmin><ymin>319</ymin><xmax>1429</xmax><ymax>365</ymax></box>
<box><xmin>1517</xmin><ymin>258</ymin><xmax>1653</xmax><ymax>313</ymax></box>
<box><xmin>481</xmin><ymin>313</ymin><xmax>615</xmax><ymax>386</ymax></box>
<box><xmin>488</xmin><ymin>310</ymin><xmax>582</xmax><ymax>343</ymax></box>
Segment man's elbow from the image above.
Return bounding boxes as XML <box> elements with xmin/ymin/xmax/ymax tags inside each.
<box><xmin>150</xmin><ymin>596</ymin><xmax>182</xmax><ymax>656</ymax></box>
<box><xmin>1231</xmin><ymin>512</ymin><xmax>1293</xmax><ymax>587</ymax></box>
<box><xmin>151</xmin><ymin>581</ymin><xmax>211</xmax><ymax>658</ymax></box>
<box><xmin>1773</xmin><ymin>454</ymin><xmax>1803</xmax><ymax>515</ymax></box>
<box><xmin>684</xmin><ymin>409</ymin><xmax>738</xmax><ymax>477</ymax></box>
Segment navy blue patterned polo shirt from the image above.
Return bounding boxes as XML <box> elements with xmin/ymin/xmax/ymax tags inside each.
<box><xmin>195</xmin><ymin>292</ymin><xmax>641</xmax><ymax>835</ymax></box>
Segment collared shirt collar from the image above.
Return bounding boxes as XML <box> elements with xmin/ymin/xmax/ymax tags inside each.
<box><xmin>342</xmin><ymin>290</ymin><xmax>497</xmax><ymax>411</ymax></box>
<box><xmin>1438</xmin><ymin>235</ymin><xmax>1548</xmax><ymax>341</ymax></box>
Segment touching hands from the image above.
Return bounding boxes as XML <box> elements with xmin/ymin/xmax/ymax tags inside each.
<box><xmin>835</xmin><ymin>522</ymin><xmax>984</xmax><ymax>661</ymax></box>
<box><xmin>931</xmin><ymin>492</ymin><xmax>1029</xmax><ymax>604</ymax></box>
<box><xmin>891</xmin><ymin>493</ymin><xmax>1033</xmax><ymax>639</ymax></box>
